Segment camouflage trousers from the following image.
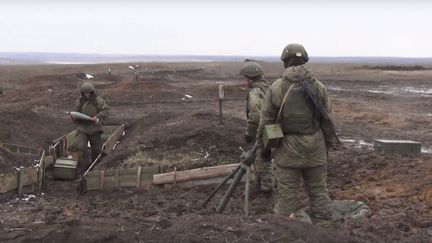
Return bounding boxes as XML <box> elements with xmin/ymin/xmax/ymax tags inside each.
<box><xmin>273</xmin><ymin>164</ymin><xmax>331</xmax><ymax>219</ymax></box>
<box><xmin>254</xmin><ymin>148</ymin><xmax>273</xmax><ymax>192</ymax></box>
<box><xmin>76</xmin><ymin>131</ymin><xmax>102</xmax><ymax>174</ymax></box>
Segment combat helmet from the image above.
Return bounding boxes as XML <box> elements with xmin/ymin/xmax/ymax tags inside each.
<box><xmin>240</xmin><ymin>61</ymin><xmax>264</xmax><ymax>78</ymax></box>
<box><xmin>80</xmin><ymin>82</ymin><xmax>96</xmax><ymax>93</ymax></box>
<box><xmin>280</xmin><ymin>43</ymin><xmax>309</xmax><ymax>62</ymax></box>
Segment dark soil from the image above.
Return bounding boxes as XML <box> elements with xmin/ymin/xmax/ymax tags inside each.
<box><xmin>0</xmin><ymin>62</ymin><xmax>431</xmax><ymax>242</ymax></box>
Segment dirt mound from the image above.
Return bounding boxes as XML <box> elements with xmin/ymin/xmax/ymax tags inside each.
<box><xmin>0</xmin><ymin>108</ymin><xmax>73</xmax><ymax>149</ymax></box>
<box><xmin>101</xmin><ymin>111</ymin><xmax>244</xmax><ymax>171</ymax></box>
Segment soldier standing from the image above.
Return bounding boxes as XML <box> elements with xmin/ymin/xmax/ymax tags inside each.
<box><xmin>239</xmin><ymin>61</ymin><xmax>272</xmax><ymax>193</ymax></box>
<box><xmin>71</xmin><ymin>82</ymin><xmax>110</xmax><ymax>174</ymax></box>
<box><xmin>256</xmin><ymin>44</ymin><xmax>337</xmax><ymax>222</ymax></box>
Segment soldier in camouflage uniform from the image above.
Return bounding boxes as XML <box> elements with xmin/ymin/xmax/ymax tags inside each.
<box><xmin>71</xmin><ymin>82</ymin><xmax>110</xmax><ymax>174</ymax></box>
<box><xmin>256</xmin><ymin>44</ymin><xmax>334</xmax><ymax>221</ymax></box>
<box><xmin>240</xmin><ymin>61</ymin><xmax>272</xmax><ymax>192</ymax></box>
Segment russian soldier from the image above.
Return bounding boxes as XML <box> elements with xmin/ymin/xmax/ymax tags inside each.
<box><xmin>239</xmin><ymin>61</ymin><xmax>272</xmax><ymax>193</ymax></box>
<box><xmin>256</xmin><ymin>44</ymin><xmax>335</xmax><ymax>222</ymax></box>
<box><xmin>72</xmin><ymin>82</ymin><xmax>110</xmax><ymax>174</ymax></box>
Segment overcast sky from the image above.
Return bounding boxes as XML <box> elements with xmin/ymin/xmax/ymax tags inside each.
<box><xmin>0</xmin><ymin>0</ymin><xmax>430</xmax><ymax>57</ymax></box>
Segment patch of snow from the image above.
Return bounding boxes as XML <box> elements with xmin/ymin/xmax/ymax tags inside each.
<box><xmin>85</xmin><ymin>73</ymin><xmax>94</xmax><ymax>79</ymax></box>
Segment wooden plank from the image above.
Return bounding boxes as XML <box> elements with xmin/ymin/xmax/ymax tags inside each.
<box><xmin>100</xmin><ymin>170</ymin><xmax>117</xmax><ymax>190</ymax></box>
<box><xmin>21</xmin><ymin>168</ymin><xmax>38</xmax><ymax>186</ymax></box>
<box><xmin>104</xmin><ymin>126</ymin><xmax>119</xmax><ymax>134</ymax></box>
<box><xmin>2</xmin><ymin>143</ymin><xmax>41</xmax><ymax>155</ymax></box>
<box><xmin>0</xmin><ymin>173</ymin><xmax>18</xmax><ymax>193</ymax></box>
<box><xmin>38</xmin><ymin>150</ymin><xmax>46</xmax><ymax>193</ymax></box>
<box><xmin>3</xmin><ymin>144</ymin><xmax>18</xmax><ymax>153</ymax></box>
<box><xmin>103</xmin><ymin>124</ymin><xmax>126</xmax><ymax>155</ymax></box>
<box><xmin>137</xmin><ymin>166</ymin><xmax>142</xmax><ymax>187</ymax></box>
<box><xmin>17</xmin><ymin>170</ymin><xmax>24</xmax><ymax>196</ymax></box>
<box><xmin>85</xmin><ymin>170</ymin><xmax>101</xmax><ymax>191</ymax></box>
<box><xmin>44</xmin><ymin>155</ymin><xmax>55</xmax><ymax>168</ymax></box>
<box><xmin>82</xmin><ymin>166</ymin><xmax>158</xmax><ymax>192</ymax></box>
<box><xmin>118</xmin><ymin>167</ymin><xmax>138</xmax><ymax>187</ymax></box>
<box><xmin>140</xmin><ymin>166</ymin><xmax>159</xmax><ymax>185</ymax></box>
<box><xmin>18</xmin><ymin>146</ymin><xmax>31</xmax><ymax>154</ymax></box>
<box><xmin>153</xmin><ymin>163</ymin><xmax>240</xmax><ymax>185</ymax></box>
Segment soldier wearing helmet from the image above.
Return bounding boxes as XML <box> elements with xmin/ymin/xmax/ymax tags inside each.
<box><xmin>239</xmin><ymin>61</ymin><xmax>272</xmax><ymax>193</ymax></box>
<box><xmin>72</xmin><ymin>82</ymin><xmax>110</xmax><ymax>174</ymax></box>
<box><xmin>256</xmin><ymin>44</ymin><xmax>335</xmax><ymax>222</ymax></box>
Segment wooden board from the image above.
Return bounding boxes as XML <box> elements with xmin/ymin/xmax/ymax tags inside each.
<box><xmin>85</xmin><ymin>171</ymin><xmax>102</xmax><ymax>191</ymax></box>
<box><xmin>84</xmin><ymin>165</ymin><xmax>159</xmax><ymax>192</ymax></box>
<box><xmin>104</xmin><ymin>126</ymin><xmax>119</xmax><ymax>135</ymax></box>
<box><xmin>0</xmin><ymin>143</ymin><xmax>41</xmax><ymax>155</ymax></box>
<box><xmin>103</xmin><ymin>124</ymin><xmax>126</xmax><ymax>155</ymax></box>
<box><xmin>118</xmin><ymin>167</ymin><xmax>139</xmax><ymax>187</ymax></box>
<box><xmin>44</xmin><ymin>155</ymin><xmax>55</xmax><ymax>168</ymax></box>
<box><xmin>0</xmin><ymin>173</ymin><xmax>18</xmax><ymax>193</ymax></box>
<box><xmin>153</xmin><ymin>163</ymin><xmax>240</xmax><ymax>185</ymax></box>
<box><xmin>38</xmin><ymin>151</ymin><xmax>46</xmax><ymax>193</ymax></box>
<box><xmin>0</xmin><ymin>168</ymin><xmax>38</xmax><ymax>195</ymax></box>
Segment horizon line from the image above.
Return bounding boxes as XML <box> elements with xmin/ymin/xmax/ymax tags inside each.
<box><xmin>0</xmin><ymin>52</ymin><xmax>431</xmax><ymax>59</ymax></box>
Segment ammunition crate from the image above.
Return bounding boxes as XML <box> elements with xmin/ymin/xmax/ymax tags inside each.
<box><xmin>53</xmin><ymin>158</ymin><xmax>78</xmax><ymax>180</ymax></box>
<box><xmin>374</xmin><ymin>139</ymin><xmax>421</xmax><ymax>155</ymax></box>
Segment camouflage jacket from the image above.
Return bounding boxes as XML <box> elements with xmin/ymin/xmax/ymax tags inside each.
<box><xmin>246</xmin><ymin>80</ymin><xmax>269</xmax><ymax>138</ymax></box>
<box><xmin>257</xmin><ymin>65</ymin><xmax>333</xmax><ymax>168</ymax></box>
<box><xmin>74</xmin><ymin>95</ymin><xmax>110</xmax><ymax>135</ymax></box>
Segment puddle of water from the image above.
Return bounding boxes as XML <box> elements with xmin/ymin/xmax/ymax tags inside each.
<box><xmin>366</xmin><ymin>90</ymin><xmax>395</xmax><ymax>95</ymax></box>
<box><xmin>421</xmin><ymin>148</ymin><xmax>432</xmax><ymax>154</ymax></box>
<box><xmin>341</xmin><ymin>139</ymin><xmax>374</xmax><ymax>150</ymax></box>
<box><xmin>329</xmin><ymin>85</ymin><xmax>432</xmax><ymax>97</ymax></box>
<box><xmin>401</xmin><ymin>87</ymin><xmax>432</xmax><ymax>95</ymax></box>
<box><xmin>328</xmin><ymin>86</ymin><xmax>348</xmax><ymax>92</ymax></box>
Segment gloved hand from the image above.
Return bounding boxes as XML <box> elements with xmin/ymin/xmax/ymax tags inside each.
<box><xmin>92</xmin><ymin>117</ymin><xmax>100</xmax><ymax>125</ymax></box>
<box><xmin>244</xmin><ymin>134</ymin><xmax>254</xmax><ymax>144</ymax></box>
<box><xmin>240</xmin><ymin>149</ymin><xmax>256</xmax><ymax>166</ymax></box>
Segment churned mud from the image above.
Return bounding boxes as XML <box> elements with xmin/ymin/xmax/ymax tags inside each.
<box><xmin>0</xmin><ymin>62</ymin><xmax>431</xmax><ymax>242</ymax></box>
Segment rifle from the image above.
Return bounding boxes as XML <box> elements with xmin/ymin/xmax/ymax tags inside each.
<box><xmin>202</xmin><ymin>142</ymin><xmax>258</xmax><ymax>212</ymax></box>
<box><xmin>301</xmin><ymin>80</ymin><xmax>342</xmax><ymax>147</ymax></box>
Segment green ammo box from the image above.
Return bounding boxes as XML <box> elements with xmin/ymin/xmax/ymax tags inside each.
<box><xmin>53</xmin><ymin>158</ymin><xmax>78</xmax><ymax>180</ymax></box>
<box><xmin>374</xmin><ymin>139</ymin><xmax>421</xmax><ymax>155</ymax></box>
<box><xmin>263</xmin><ymin>124</ymin><xmax>284</xmax><ymax>148</ymax></box>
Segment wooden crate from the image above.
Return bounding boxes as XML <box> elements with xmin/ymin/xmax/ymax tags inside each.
<box><xmin>374</xmin><ymin>139</ymin><xmax>421</xmax><ymax>155</ymax></box>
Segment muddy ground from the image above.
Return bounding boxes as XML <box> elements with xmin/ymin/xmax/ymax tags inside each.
<box><xmin>0</xmin><ymin>62</ymin><xmax>431</xmax><ymax>242</ymax></box>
